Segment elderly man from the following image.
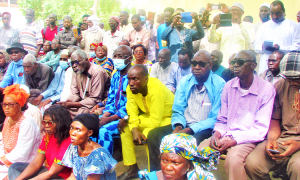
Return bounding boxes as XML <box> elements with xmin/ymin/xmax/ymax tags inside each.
<box><xmin>117</xmin><ymin>65</ymin><xmax>174</xmax><ymax>179</ymax></box>
<box><xmin>39</xmin><ymin>38</ymin><xmax>61</xmax><ymax>71</ymax></box>
<box><xmin>166</xmin><ymin>49</ymin><xmax>193</xmax><ymax>93</ymax></box>
<box><xmin>23</xmin><ymin>54</ymin><xmax>54</xmax><ymax>103</ymax></box>
<box><xmin>150</xmin><ymin>49</ymin><xmax>176</xmax><ymax>85</ymax></box>
<box><xmin>254</xmin><ymin>3</ymin><xmax>270</xmax><ymax>33</ymax></box>
<box><xmin>125</xmin><ymin>14</ymin><xmax>150</xmax><ymax>49</ymax></box>
<box><xmin>198</xmin><ymin>50</ymin><xmax>276</xmax><ymax>180</ymax></box>
<box><xmin>0</xmin><ymin>42</ymin><xmax>27</xmax><ymax>88</ymax></box>
<box><xmin>0</xmin><ymin>12</ymin><xmax>19</xmax><ymax>50</ymax></box>
<box><xmin>55</xmin><ymin>15</ymin><xmax>77</xmax><ymax>49</ymax></box>
<box><xmin>259</xmin><ymin>50</ymin><xmax>284</xmax><ymax>85</ymax></box>
<box><xmin>57</xmin><ymin>49</ymin><xmax>110</xmax><ymax>117</ymax></box>
<box><xmin>208</xmin><ymin>3</ymin><xmax>255</xmax><ymax>67</ymax></box>
<box><xmin>31</xmin><ymin>49</ymin><xmax>71</xmax><ymax>107</ymax></box>
<box><xmin>161</xmin><ymin>11</ymin><xmax>204</xmax><ymax>63</ymax></box>
<box><xmin>42</xmin><ymin>13</ymin><xmax>61</xmax><ymax>42</ymax></box>
<box><xmin>148</xmin><ymin>50</ymin><xmax>225</xmax><ymax>171</ymax></box>
<box><xmin>245</xmin><ymin>51</ymin><xmax>300</xmax><ymax>180</ymax></box>
<box><xmin>211</xmin><ymin>50</ymin><xmax>226</xmax><ymax>77</ymax></box>
<box><xmin>97</xmin><ymin>45</ymin><xmax>132</xmax><ymax>155</ymax></box>
<box><xmin>157</xmin><ymin>7</ymin><xmax>175</xmax><ymax>51</ymax></box>
<box><xmin>19</xmin><ymin>9</ymin><xmax>43</xmax><ymax>57</ymax></box>
<box><xmin>254</xmin><ymin>1</ymin><xmax>300</xmax><ymax>74</ymax></box>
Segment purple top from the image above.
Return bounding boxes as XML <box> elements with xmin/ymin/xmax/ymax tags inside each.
<box><xmin>214</xmin><ymin>75</ymin><xmax>276</xmax><ymax>144</ymax></box>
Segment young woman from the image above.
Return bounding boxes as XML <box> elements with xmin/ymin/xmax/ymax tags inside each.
<box><xmin>62</xmin><ymin>113</ymin><xmax>117</xmax><ymax>180</ymax></box>
<box><xmin>8</xmin><ymin>105</ymin><xmax>73</xmax><ymax>180</ymax></box>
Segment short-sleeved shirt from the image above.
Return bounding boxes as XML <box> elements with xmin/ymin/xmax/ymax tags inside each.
<box><xmin>38</xmin><ymin>134</ymin><xmax>71</xmax><ymax>179</ymax></box>
<box><xmin>19</xmin><ymin>22</ymin><xmax>43</xmax><ymax>55</ymax></box>
<box><xmin>42</xmin><ymin>26</ymin><xmax>60</xmax><ymax>41</ymax></box>
<box><xmin>272</xmin><ymin>79</ymin><xmax>300</xmax><ymax>143</ymax></box>
<box><xmin>62</xmin><ymin>144</ymin><xmax>117</xmax><ymax>180</ymax></box>
<box><xmin>55</xmin><ymin>29</ymin><xmax>77</xmax><ymax>49</ymax></box>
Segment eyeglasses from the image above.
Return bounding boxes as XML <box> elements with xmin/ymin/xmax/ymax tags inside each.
<box><xmin>134</xmin><ymin>51</ymin><xmax>144</xmax><ymax>54</ymax></box>
<box><xmin>41</xmin><ymin>120</ymin><xmax>54</xmax><ymax>127</ymax></box>
<box><xmin>1</xmin><ymin>102</ymin><xmax>18</xmax><ymax>108</ymax></box>
<box><xmin>191</xmin><ymin>61</ymin><xmax>208</xmax><ymax>67</ymax></box>
<box><xmin>9</xmin><ymin>51</ymin><xmax>19</xmax><ymax>55</ymax></box>
<box><xmin>60</xmin><ymin>58</ymin><xmax>68</xmax><ymax>61</ymax></box>
<box><xmin>230</xmin><ymin>59</ymin><xmax>254</xmax><ymax>66</ymax></box>
<box><xmin>267</xmin><ymin>59</ymin><xmax>279</xmax><ymax>63</ymax></box>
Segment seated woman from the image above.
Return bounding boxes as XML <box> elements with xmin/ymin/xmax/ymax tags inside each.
<box><xmin>8</xmin><ymin>105</ymin><xmax>72</xmax><ymax>180</ymax></box>
<box><xmin>139</xmin><ymin>133</ymin><xmax>220</xmax><ymax>180</ymax></box>
<box><xmin>62</xmin><ymin>113</ymin><xmax>117</xmax><ymax>180</ymax></box>
<box><xmin>0</xmin><ymin>84</ymin><xmax>41</xmax><ymax>179</ymax></box>
<box><xmin>91</xmin><ymin>43</ymin><xmax>114</xmax><ymax>77</ymax></box>
<box><xmin>132</xmin><ymin>44</ymin><xmax>152</xmax><ymax>72</ymax></box>
<box><xmin>0</xmin><ymin>50</ymin><xmax>11</xmax><ymax>82</ymax></box>
<box><xmin>37</xmin><ymin>41</ymin><xmax>52</xmax><ymax>61</ymax></box>
<box><xmin>88</xmin><ymin>43</ymin><xmax>97</xmax><ymax>62</ymax></box>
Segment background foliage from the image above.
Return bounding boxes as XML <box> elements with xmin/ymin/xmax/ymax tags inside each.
<box><xmin>17</xmin><ymin>0</ymin><xmax>136</xmax><ymax>30</ymax></box>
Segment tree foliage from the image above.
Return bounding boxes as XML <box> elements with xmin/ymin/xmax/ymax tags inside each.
<box><xmin>17</xmin><ymin>0</ymin><xmax>124</xmax><ymax>30</ymax></box>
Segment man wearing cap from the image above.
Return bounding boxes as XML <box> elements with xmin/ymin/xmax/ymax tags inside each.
<box><xmin>254</xmin><ymin>3</ymin><xmax>270</xmax><ymax>33</ymax></box>
<box><xmin>39</xmin><ymin>38</ymin><xmax>62</xmax><ymax>72</ymax></box>
<box><xmin>245</xmin><ymin>51</ymin><xmax>300</xmax><ymax>180</ymax></box>
<box><xmin>0</xmin><ymin>42</ymin><xmax>27</xmax><ymax>88</ymax></box>
<box><xmin>198</xmin><ymin>50</ymin><xmax>276</xmax><ymax>180</ymax></box>
<box><xmin>31</xmin><ymin>49</ymin><xmax>72</xmax><ymax>108</ymax></box>
<box><xmin>23</xmin><ymin>54</ymin><xmax>54</xmax><ymax>103</ymax></box>
<box><xmin>208</xmin><ymin>2</ymin><xmax>255</xmax><ymax>67</ymax></box>
<box><xmin>0</xmin><ymin>12</ymin><xmax>19</xmax><ymax>50</ymax></box>
<box><xmin>254</xmin><ymin>1</ymin><xmax>300</xmax><ymax>74</ymax></box>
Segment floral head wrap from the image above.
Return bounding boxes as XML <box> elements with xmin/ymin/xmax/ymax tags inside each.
<box><xmin>160</xmin><ymin>133</ymin><xmax>220</xmax><ymax>180</ymax></box>
<box><xmin>3</xmin><ymin>84</ymin><xmax>30</xmax><ymax>107</ymax></box>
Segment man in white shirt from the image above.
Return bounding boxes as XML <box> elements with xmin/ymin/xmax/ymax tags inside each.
<box><xmin>254</xmin><ymin>3</ymin><xmax>270</xmax><ymax>33</ymax></box>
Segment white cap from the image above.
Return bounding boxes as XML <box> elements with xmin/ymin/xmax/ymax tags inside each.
<box><xmin>61</xmin><ymin>49</ymin><xmax>69</xmax><ymax>55</ymax></box>
<box><xmin>20</xmin><ymin>85</ymin><xmax>30</xmax><ymax>94</ymax></box>
<box><xmin>231</xmin><ymin>2</ymin><xmax>244</xmax><ymax>11</ymax></box>
<box><xmin>260</xmin><ymin>2</ymin><xmax>270</xmax><ymax>9</ymax></box>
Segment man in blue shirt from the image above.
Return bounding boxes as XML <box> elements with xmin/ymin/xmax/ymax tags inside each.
<box><xmin>0</xmin><ymin>42</ymin><xmax>27</xmax><ymax>88</ymax></box>
<box><xmin>156</xmin><ymin>7</ymin><xmax>174</xmax><ymax>51</ymax></box>
<box><xmin>147</xmin><ymin>50</ymin><xmax>225</xmax><ymax>171</ymax></box>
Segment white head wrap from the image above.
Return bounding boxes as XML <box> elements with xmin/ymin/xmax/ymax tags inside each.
<box><xmin>87</xmin><ymin>15</ymin><xmax>101</xmax><ymax>33</ymax></box>
<box><xmin>260</xmin><ymin>2</ymin><xmax>270</xmax><ymax>9</ymax></box>
<box><xmin>231</xmin><ymin>2</ymin><xmax>244</xmax><ymax>11</ymax></box>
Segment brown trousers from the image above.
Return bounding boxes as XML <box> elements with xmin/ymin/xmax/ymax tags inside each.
<box><xmin>198</xmin><ymin>137</ymin><xmax>256</xmax><ymax>180</ymax></box>
<box><xmin>245</xmin><ymin>140</ymin><xmax>300</xmax><ymax>180</ymax></box>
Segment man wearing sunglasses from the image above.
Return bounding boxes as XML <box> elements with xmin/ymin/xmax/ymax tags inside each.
<box><xmin>57</xmin><ymin>49</ymin><xmax>110</xmax><ymax>118</ymax></box>
<box><xmin>199</xmin><ymin>50</ymin><xmax>276</xmax><ymax>180</ymax></box>
<box><xmin>0</xmin><ymin>42</ymin><xmax>27</xmax><ymax>88</ymax></box>
<box><xmin>39</xmin><ymin>39</ymin><xmax>62</xmax><ymax>71</ymax></box>
<box><xmin>148</xmin><ymin>50</ymin><xmax>225</xmax><ymax>171</ymax></box>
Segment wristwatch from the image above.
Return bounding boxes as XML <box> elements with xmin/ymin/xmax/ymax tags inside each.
<box><xmin>123</xmin><ymin>115</ymin><xmax>129</xmax><ymax>123</ymax></box>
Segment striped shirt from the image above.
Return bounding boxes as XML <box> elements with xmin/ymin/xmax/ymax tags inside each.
<box><xmin>184</xmin><ymin>85</ymin><xmax>212</xmax><ymax>127</ymax></box>
<box><xmin>19</xmin><ymin>22</ymin><xmax>43</xmax><ymax>55</ymax></box>
<box><xmin>166</xmin><ymin>64</ymin><xmax>192</xmax><ymax>93</ymax></box>
<box><xmin>150</xmin><ymin>62</ymin><xmax>176</xmax><ymax>85</ymax></box>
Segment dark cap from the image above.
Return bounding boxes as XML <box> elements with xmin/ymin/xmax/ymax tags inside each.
<box><xmin>6</xmin><ymin>42</ymin><xmax>28</xmax><ymax>55</ymax></box>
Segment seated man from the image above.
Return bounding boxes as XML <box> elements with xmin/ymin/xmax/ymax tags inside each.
<box><xmin>23</xmin><ymin>54</ymin><xmax>54</xmax><ymax>103</ymax></box>
<box><xmin>221</xmin><ymin>53</ymin><xmax>236</xmax><ymax>82</ymax></box>
<box><xmin>0</xmin><ymin>42</ymin><xmax>27</xmax><ymax>88</ymax></box>
<box><xmin>258</xmin><ymin>50</ymin><xmax>285</xmax><ymax>85</ymax></box>
<box><xmin>150</xmin><ymin>49</ymin><xmax>176</xmax><ymax>85</ymax></box>
<box><xmin>148</xmin><ymin>50</ymin><xmax>225</xmax><ymax>171</ymax></box>
<box><xmin>166</xmin><ymin>49</ymin><xmax>193</xmax><ymax>93</ymax></box>
<box><xmin>245</xmin><ymin>51</ymin><xmax>300</xmax><ymax>180</ymax></box>
<box><xmin>39</xmin><ymin>38</ymin><xmax>62</xmax><ymax>71</ymax></box>
<box><xmin>211</xmin><ymin>50</ymin><xmax>226</xmax><ymax>77</ymax></box>
<box><xmin>117</xmin><ymin>65</ymin><xmax>174</xmax><ymax>179</ymax></box>
<box><xmin>198</xmin><ymin>50</ymin><xmax>276</xmax><ymax>180</ymax></box>
<box><xmin>57</xmin><ymin>49</ymin><xmax>110</xmax><ymax>118</ymax></box>
<box><xmin>97</xmin><ymin>45</ymin><xmax>132</xmax><ymax>155</ymax></box>
<box><xmin>30</xmin><ymin>49</ymin><xmax>72</xmax><ymax>107</ymax></box>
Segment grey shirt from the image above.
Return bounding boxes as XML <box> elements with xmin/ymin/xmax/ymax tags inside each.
<box><xmin>55</xmin><ymin>29</ymin><xmax>77</xmax><ymax>49</ymax></box>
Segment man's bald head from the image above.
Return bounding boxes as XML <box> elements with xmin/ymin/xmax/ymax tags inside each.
<box><xmin>194</xmin><ymin>50</ymin><xmax>212</xmax><ymax>63</ymax></box>
<box><xmin>236</xmin><ymin>50</ymin><xmax>256</xmax><ymax>63</ymax></box>
<box><xmin>129</xmin><ymin>64</ymin><xmax>148</xmax><ymax>78</ymax></box>
<box><xmin>128</xmin><ymin>64</ymin><xmax>149</xmax><ymax>95</ymax></box>
<box><xmin>115</xmin><ymin>45</ymin><xmax>132</xmax><ymax>56</ymax></box>
<box><xmin>158</xmin><ymin>49</ymin><xmax>171</xmax><ymax>67</ymax></box>
<box><xmin>69</xmin><ymin>46</ymin><xmax>81</xmax><ymax>57</ymax></box>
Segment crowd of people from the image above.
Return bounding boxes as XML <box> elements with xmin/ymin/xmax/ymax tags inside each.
<box><xmin>0</xmin><ymin>0</ymin><xmax>300</xmax><ymax>180</ymax></box>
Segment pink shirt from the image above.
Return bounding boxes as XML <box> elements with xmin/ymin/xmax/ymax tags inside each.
<box><xmin>214</xmin><ymin>75</ymin><xmax>276</xmax><ymax>144</ymax></box>
<box><xmin>125</xmin><ymin>28</ymin><xmax>150</xmax><ymax>48</ymax></box>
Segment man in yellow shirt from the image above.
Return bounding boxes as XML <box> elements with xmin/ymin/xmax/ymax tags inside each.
<box><xmin>117</xmin><ymin>64</ymin><xmax>174</xmax><ymax>179</ymax></box>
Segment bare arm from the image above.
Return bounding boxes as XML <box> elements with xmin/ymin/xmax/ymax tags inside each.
<box><xmin>15</xmin><ymin>153</ymin><xmax>45</xmax><ymax>180</ymax></box>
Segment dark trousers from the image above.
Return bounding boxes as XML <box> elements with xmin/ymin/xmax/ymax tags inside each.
<box><xmin>8</xmin><ymin>162</ymin><xmax>64</xmax><ymax>180</ymax></box>
<box><xmin>147</xmin><ymin>124</ymin><xmax>213</xmax><ymax>171</ymax></box>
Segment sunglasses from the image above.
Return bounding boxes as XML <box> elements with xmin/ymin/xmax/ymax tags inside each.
<box><xmin>1</xmin><ymin>102</ymin><xmax>18</xmax><ymax>108</ymax></box>
<box><xmin>9</xmin><ymin>51</ymin><xmax>19</xmax><ymax>55</ymax></box>
<box><xmin>41</xmin><ymin>120</ymin><xmax>54</xmax><ymax>127</ymax></box>
<box><xmin>191</xmin><ymin>61</ymin><xmax>208</xmax><ymax>67</ymax></box>
<box><xmin>230</xmin><ymin>59</ymin><xmax>254</xmax><ymax>66</ymax></box>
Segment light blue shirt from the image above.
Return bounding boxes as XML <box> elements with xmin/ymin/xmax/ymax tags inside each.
<box><xmin>166</xmin><ymin>64</ymin><xmax>191</xmax><ymax>93</ymax></box>
<box><xmin>39</xmin><ymin>50</ymin><xmax>62</xmax><ymax>71</ymax></box>
<box><xmin>213</xmin><ymin>65</ymin><xmax>226</xmax><ymax>77</ymax></box>
<box><xmin>0</xmin><ymin>60</ymin><xmax>24</xmax><ymax>88</ymax></box>
<box><xmin>171</xmin><ymin>71</ymin><xmax>225</xmax><ymax>134</ymax></box>
<box><xmin>157</xmin><ymin>23</ymin><xmax>168</xmax><ymax>51</ymax></box>
<box><xmin>41</xmin><ymin>66</ymin><xmax>65</xmax><ymax>102</ymax></box>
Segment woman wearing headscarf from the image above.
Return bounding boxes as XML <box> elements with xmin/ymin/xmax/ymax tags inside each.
<box><xmin>0</xmin><ymin>50</ymin><xmax>11</xmax><ymax>81</ymax></box>
<box><xmin>91</xmin><ymin>42</ymin><xmax>114</xmax><ymax>77</ymax></box>
<box><xmin>139</xmin><ymin>133</ymin><xmax>220</xmax><ymax>180</ymax></box>
<box><xmin>62</xmin><ymin>113</ymin><xmax>117</xmax><ymax>180</ymax></box>
<box><xmin>78</xmin><ymin>15</ymin><xmax>104</xmax><ymax>57</ymax></box>
<box><xmin>0</xmin><ymin>84</ymin><xmax>41</xmax><ymax>179</ymax></box>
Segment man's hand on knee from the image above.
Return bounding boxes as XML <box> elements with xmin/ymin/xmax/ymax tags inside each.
<box><xmin>132</xmin><ymin>127</ymin><xmax>147</xmax><ymax>145</ymax></box>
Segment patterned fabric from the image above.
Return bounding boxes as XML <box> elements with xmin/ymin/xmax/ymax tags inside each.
<box><xmin>150</xmin><ymin>62</ymin><xmax>176</xmax><ymax>85</ymax></box>
<box><xmin>98</xmin><ymin>120</ymin><xmax>120</xmax><ymax>154</ymax></box>
<box><xmin>92</xmin><ymin>58</ymin><xmax>114</xmax><ymax>77</ymax></box>
<box><xmin>19</xmin><ymin>22</ymin><xmax>43</xmax><ymax>55</ymax></box>
<box><xmin>159</xmin><ymin>133</ymin><xmax>219</xmax><ymax>180</ymax></box>
<box><xmin>166</xmin><ymin>64</ymin><xmax>192</xmax><ymax>93</ymax></box>
<box><xmin>62</xmin><ymin>144</ymin><xmax>117</xmax><ymax>180</ymax></box>
<box><xmin>279</xmin><ymin>51</ymin><xmax>300</xmax><ymax>79</ymax></box>
<box><xmin>132</xmin><ymin>60</ymin><xmax>152</xmax><ymax>72</ymax></box>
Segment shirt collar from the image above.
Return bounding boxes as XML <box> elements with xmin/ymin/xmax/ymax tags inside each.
<box><xmin>231</xmin><ymin>75</ymin><xmax>259</xmax><ymax>96</ymax></box>
<box><xmin>266</xmin><ymin>70</ymin><xmax>284</xmax><ymax>78</ymax></box>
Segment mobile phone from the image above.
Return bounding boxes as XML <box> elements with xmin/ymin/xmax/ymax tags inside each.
<box><xmin>267</xmin><ymin>149</ymin><xmax>280</xmax><ymax>154</ymax></box>
<box><xmin>212</xmin><ymin>4</ymin><xmax>221</xmax><ymax>10</ymax></box>
<box><xmin>180</xmin><ymin>12</ymin><xmax>193</xmax><ymax>23</ymax></box>
<box><xmin>220</xmin><ymin>13</ymin><xmax>232</xmax><ymax>27</ymax></box>
<box><xmin>263</xmin><ymin>41</ymin><xmax>274</xmax><ymax>52</ymax></box>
